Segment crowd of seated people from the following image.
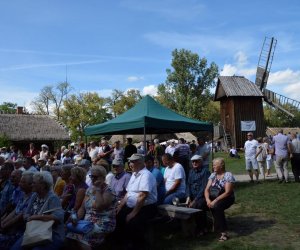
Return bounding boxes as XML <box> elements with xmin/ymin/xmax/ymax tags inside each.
<box><xmin>0</xmin><ymin>137</ymin><xmax>236</xmax><ymax>249</ymax></box>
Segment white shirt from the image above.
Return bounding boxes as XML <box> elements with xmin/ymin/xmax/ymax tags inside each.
<box><xmin>89</xmin><ymin>147</ymin><xmax>99</xmax><ymax>160</ymax></box>
<box><xmin>164</xmin><ymin>163</ymin><xmax>186</xmax><ymax>193</ymax></box>
<box><xmin>126</xmin><ymin>167</ymin><xmax>157</xmax><ymax>208</ymax></box>
<box><xmin>244</xmin><ymin>139</ymin><xmax>258</xmax><ymax>158</ymax></box>
<box><xmin>165</xmin><ymin>145</ymin><xmax>176</xmax><ymax>156</ymax></box>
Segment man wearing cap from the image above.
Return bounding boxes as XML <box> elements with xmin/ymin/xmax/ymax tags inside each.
<box><xmin>39</xmin><ymin>144</ymin><xmax>49</xmax><ymax>160</ymax></box>
<box><xmin>110</xmin><ymin>158</ymin><xmax>131</xmax><ymax>201</ymax></box>
<box><xmin>186</xmin><ymin>155</ymin><xmax>211</xmax><ymax>235</ymax></box>
<box><xmin>162</xmin><ymin>153</ymin><xmax>186</xmax><ymax>204</ymax></box>
<box><xmin>116</xmin><ymin>153</ymin><xmax>157</xmax><ymax>249</ymax></box>
<box><xmin>14</xmin><ymin>158</ymin><xmax>26</xmax><ymax>171</ymax></box>
<box><xmin>37</xmin><ymin>157</ymin><xmax>48</xmax><ymax>171</ymax></box>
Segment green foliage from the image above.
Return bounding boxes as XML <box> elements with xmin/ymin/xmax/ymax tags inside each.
<box><xmin>0</xmin><ymin>133</ymin><xmax>11</xmax><ymax>147</ymax></box>
<box><xmin>106</xmin><ymin>89</ymin><xmax>142</xmax><ymax>117</ymax></box>
<box><xmin>60</xmin><ymin>92</ymin><xmax>111</xmax><ymax>141</ymax></box>
<box><xmin>264</xmin><ymin>103</ymin><xmax>300</xmax><ymax>127</ymax></box>
<box><xmin>157</xmin><ymin>48</ymin><xmax>219</xmax><ymax>121</ymax></box>
<box><xmin>0</xmin><ymin>102</ymin><xmax>17</xmax><ymax>113</ymax></box>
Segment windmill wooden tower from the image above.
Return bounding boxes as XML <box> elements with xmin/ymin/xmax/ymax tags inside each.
<box><xmin>214</xmin><ymin>37</ymin><xmax>300</xmax><ymax>149</ymax></box>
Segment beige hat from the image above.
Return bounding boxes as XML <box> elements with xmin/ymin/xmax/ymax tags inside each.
<box><xmin>191</xmin><ymin>155</ymin><xmax>203</xmax><ymax>161</ymax></box>
<box><xmin>127</xmin><ymin>153</ymin><xmax>144</xmax><ymax>162</ymax></box>
<box><xmin>112</xmin><ymin>158</ymin><xmax>124</xmax><ymax>166</ymax></box>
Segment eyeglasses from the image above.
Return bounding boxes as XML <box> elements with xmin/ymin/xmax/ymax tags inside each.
<box><xmin>192</xmin><ymin>160</ymin><xmax>199</xmax><ymax>163</ymax></box>
<box><xmin>89</xmin><ymin>174</ymin><xmax>99</xmax><ymax>179</ymax></box>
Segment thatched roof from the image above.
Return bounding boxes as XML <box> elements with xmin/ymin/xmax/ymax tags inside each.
<box><xmin>214</xmin><ymin>76</ymin><xmax>263</xmax><ymax>101</ymax></box>
<box><xmin>266</xmin><ymin>127</ymin><xmax>300</xmax><ymax>136</ymax></box>
<box><xmin>0</xmin><ymin>114</ymin><xmax>70</xmax><ymax>141</ymax></box>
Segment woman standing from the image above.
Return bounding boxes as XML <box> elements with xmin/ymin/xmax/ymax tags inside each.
<box><xmin>11</xmin><ymin>171</ymin><xmax>65</xmax><ymax>249</ymax></box>
<box><xmin>66</xmin><ymin>165</ymin><xmax>117</xmax><ymax>249</ymax></box>
<box><xmin>204</xmin><ymin>157</ymin><xmax>235</xmax><ymax>242</ymax></box>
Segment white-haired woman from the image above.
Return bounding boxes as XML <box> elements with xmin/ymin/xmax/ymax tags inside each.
<box><xmin>11</xmin><ymin>171</ymin><xmax>65</xmax><ymax>250</ymax></box>
<box><xmin>66</xmin><ymin>165</ymin><xmax>117</xmax><ymax>250</ymax></box>
<box><xmin>204</xmin><ymin>158</ymin><xmax>235</xmax><ymax>242</ymax></box>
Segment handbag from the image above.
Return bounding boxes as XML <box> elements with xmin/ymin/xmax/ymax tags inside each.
<box><xmin>66</xmin><ymin>220</ymin><xmax>94</xmax><ymax>234</ymax></box>
<box><xmin>21</xmin><ymin>220</ymin><xmax>54</xmax><ymax>248</ymax></box>
<box><xmin>209</xmin><ymin>186</ymin><xmax>223</xmax><ymax>200</ymax></box>
<box><xmin>21</xmin><ymin>195</ymin><xmax>56</xmax><ymax>248</ymax></box>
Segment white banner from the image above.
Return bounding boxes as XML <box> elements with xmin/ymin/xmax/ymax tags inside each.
<box><xmin>241</xmin><ymin>121</ymin><xmax>256</xmax><ymax>131</ymax></box>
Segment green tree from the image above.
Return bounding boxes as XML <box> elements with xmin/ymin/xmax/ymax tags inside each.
<box><xmin>157</xmin><ymin>49</ymin><xmax>219</xmax><ymax>121</ymax></box>
<box><xmin>0</xmin><ymin>102</ymin><xmax>17</xmax><ymax>113</ymax></box>
<box><xmin>0</xmin><ymin>133</ymin><xmax>10</xmax><ymax>147</ymax></box>
<box><xmin>106</xmin><ymin>89</ymin><xmax>142</xmax><ymax>116</ymax></box>
<box><xmin>60</xmin><ymin>92</ymin><xmax>111</xmax><ymax>141</ymax></box>
<box><xmin>264</xmin><ymin>104</ymin><xmax>300</xmax><ymax>127</ymax></box>
<box><xmin>31</xmin><ymin>82</ymin><xmax>72</xmax><ymax>120</ymax></box>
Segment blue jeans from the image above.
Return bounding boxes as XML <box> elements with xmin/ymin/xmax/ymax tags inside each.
<box><xmin>163</xmin><ymin>191</ymin><xmax>186</xmax><ymax>204</ymax></box>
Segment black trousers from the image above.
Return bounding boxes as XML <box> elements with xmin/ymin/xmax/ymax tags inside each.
<box><xmin>210</xmin><ymin>195</ymin><xmax>235</xmax><ymax>232</ymax></box>
<box><xmin>115</xmin><ymin>203</ymin><xmax>157</xmax><ymax>249</ymax></box>
<box><xmin>291</xmin><ymin>153</ymin><xmax>300</xmax><ymax>182</ymax></box>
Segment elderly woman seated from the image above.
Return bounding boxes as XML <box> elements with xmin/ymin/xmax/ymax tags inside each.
<box><xmin>0</xmin><ymin>171</ymin><xmax>34</xmax><ymax>250</ymax></box>
<box><xmin>11</xmin><ymin>171</ymin><xmax>65</xmax><ymax>250</ymax></box>
<box><xmin>204</xmin><ymin>157</ymin><xmax>235</xmax><ymax>242</ymax></box>
<box><xmin>66</xmin><ymin>165</ymin><xmax>117</xmax><ymax>250</ymax></box>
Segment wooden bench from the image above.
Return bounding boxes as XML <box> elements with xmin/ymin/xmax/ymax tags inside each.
<box><xmin>157</xmin><ymin>204</ymin><xmax>202</xmax><ymax>236</ymax></box>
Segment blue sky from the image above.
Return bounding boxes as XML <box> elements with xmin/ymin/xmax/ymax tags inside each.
<box><xmin>1</xmin><ymin>0</ymin><xmax>300</xmax><ymax>109</ymax></box>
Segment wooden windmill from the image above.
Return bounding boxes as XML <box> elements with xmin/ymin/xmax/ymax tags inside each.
<box><xmin>255</xmin><ymin>37</ymin><xmax>300</xmax><ymax>117</ymax></box>
<box><xmin>214</xmin><ymin>37</ymin><xmax>300</xmax><ymax>149</ymax></box>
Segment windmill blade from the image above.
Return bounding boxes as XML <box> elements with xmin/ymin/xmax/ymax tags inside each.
<box><xmin>255</xmin><ymin>37</ymin><xmax>277</xmax><ymax>90</ymax></box>
<box><xmin>263</xmin><ymin>88</ymin><xmax>300</xmax><ymax>118</ymax></box>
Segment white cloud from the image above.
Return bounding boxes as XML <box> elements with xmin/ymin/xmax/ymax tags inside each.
<box><xmin>283</xmin><ymin>82</ymin><xmax>300</xmax><ymax>100</ymax></box>
<box><xmin>126</xmin><ymin>76</ymin><xmax>144</xmax><ymax>82</ymax></box>
<box><xmin>268</xmin><ymin>68</ymin><xmax>300</xmax><ymax>85</ymax></box>
<box><xmin>142</xmin><ymin>85</ymin><xmax>158</xmax><ymax>96</ymax></box>
<box><xmin>220</xmin><ymin>64</ymin><xmax>237</xmax><ymax>76</ymax></box>
<box><xmin>234</xmin><ymin>51</ymin><xmax>248</xmax><ymax>66</ymax></box>
<box><xmin>220</xmin><ymin>51</ymin><xmax>256</xmax><ymax>78</ymax></box>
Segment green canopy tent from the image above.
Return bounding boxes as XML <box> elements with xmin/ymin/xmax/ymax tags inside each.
<box><xmin>84</xmin><ymin>95</ymin><xmax>213</xmax><ymax>137</ymax></box>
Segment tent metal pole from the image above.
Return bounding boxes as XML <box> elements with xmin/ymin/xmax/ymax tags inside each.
<box><xmin>211</xmin><ymin>128</ymin><xmax>214</xmax><ymax>172</ymax></box>
<box><xmin>143</xmin><ymin>126</ymin><xmax>146</xmax><ymax>156</ymax></box>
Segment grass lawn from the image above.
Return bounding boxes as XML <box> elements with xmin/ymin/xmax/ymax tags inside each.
<box><xmin>152</xmin><ymin>180</ymin><xmax>300</xmax><ymax>250</ymax></box>
<box><xmin>211</xmin><ymin>151</ymin><xmax>280</xmax><ymax>175</ymax></box>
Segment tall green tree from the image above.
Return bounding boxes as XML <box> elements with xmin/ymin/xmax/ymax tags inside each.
<box><xmin>60</xmin><ymin>92</ymin><xmax>111</xmax><ymax>141</ymax></box>
<box><xmin>31</xmin><ymin>82</ymin><xmax>72</xmax><ymax>120</ymax></box>
<box><xmin>157</xmin><ymin>49</ymin><xmax>219</xmax><ymax>122</ymax></box>
<box><xmin>0</xmin><ymin>102</ymin><xmax>17</xmax><ymax>113</ymax></box>
<box><xmin>106</xmin><ymin>89</ymin><xmax>142</xmax><ymax>117</ymax></box>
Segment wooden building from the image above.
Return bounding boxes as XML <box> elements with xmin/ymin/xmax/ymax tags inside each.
<box><xmin>214</xmin><ymin>76</ymin><xmax>265</xmax><ymax>148</ymax></box>
<box><xmin>0</xmin><ymin>111</ymin><xmax>70</xmax><ymax>153</ymax></box>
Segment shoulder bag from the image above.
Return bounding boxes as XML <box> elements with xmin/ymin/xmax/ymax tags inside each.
<box><xmin>21</xmin><ymin>196</ymin><xmax>55</xmax><ymax>248</ymax></box>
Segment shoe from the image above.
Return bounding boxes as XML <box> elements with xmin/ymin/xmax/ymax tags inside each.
<box><xmin>249</xmin><ymin>180</ymin><xmax>254</xmax><ymax>183</ymax></box>
<box><xmin>218</xmin><ymin>234</ymin><xmax>229</xmax><ymax>242</ymax></box>
<box><xmin>285</xmin><ymin>181</ymin><xmax>290</xmax><ymax>183</ymax></box>
<box><xmin>278</xmin><ymin>180</ymin><xmax>284</xmax><ymax>184</ymax></box>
